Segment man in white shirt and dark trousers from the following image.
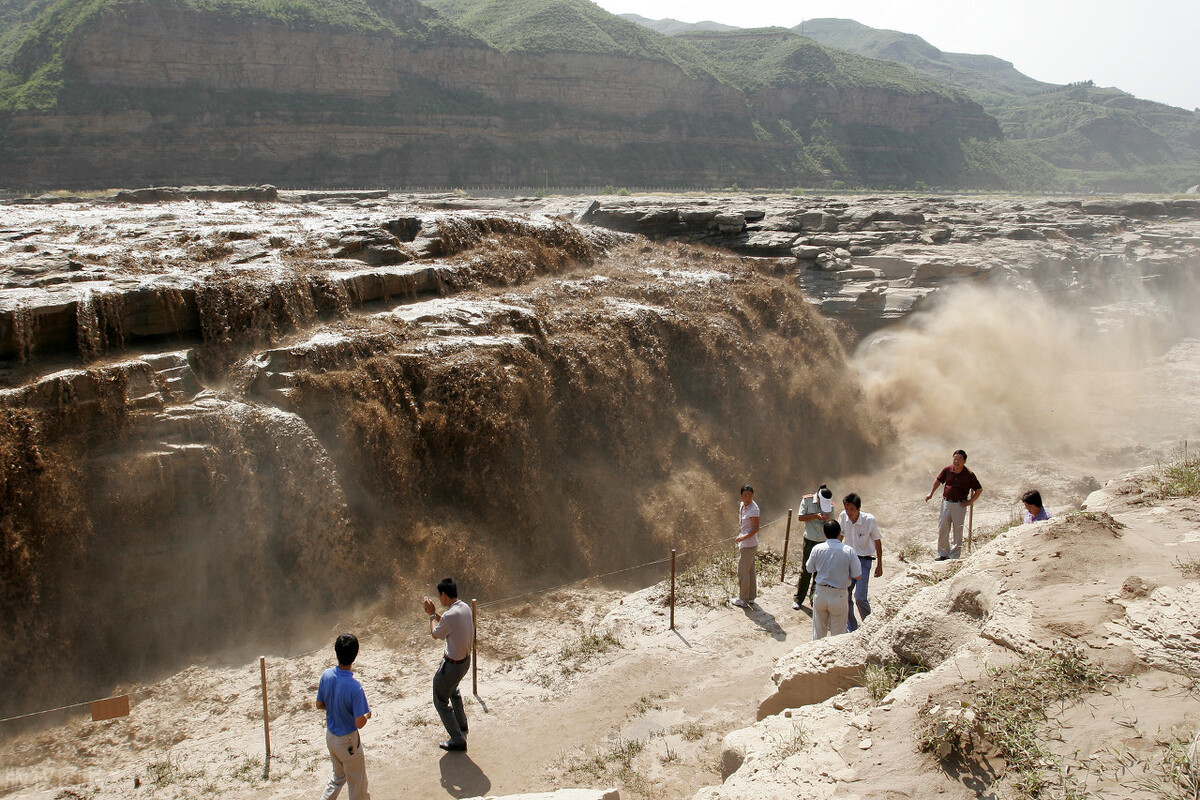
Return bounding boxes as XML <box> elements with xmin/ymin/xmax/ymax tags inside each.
<box><xmin>806</xmin><ymin>519</ymin><xmax>861</xmax><ymax>639</ymax></box>
<box><xmin>423</xmin><ymin>578</ymin><xmax>474</xmax><ymax>752</ymax></box>
<box><xmin>840</xmin><ymin>493</ymin><xmax>883</xmax><ymax>632</ymax></box>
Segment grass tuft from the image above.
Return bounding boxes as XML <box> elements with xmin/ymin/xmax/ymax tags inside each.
<box><xmin>1174</xmin><ymin>556</ymin><xmax>1200</xmax><ymax>579</ymax></box>
<box><xmin>861</xmin><ymin>658</ymin><xmax>928</xmax><ymax>702</ymax></box>
<box><xmin>917</xmin><ymin>640</ymin><xmax>1114</xmax><ymax>797</ymax></box>
<box><xmin>1161</xmin><ymin>457</ymin><xmax>1200</xmax><ymax>498</ymax></box>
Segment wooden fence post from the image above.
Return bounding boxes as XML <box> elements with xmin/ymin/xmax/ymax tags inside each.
<box><xmin>670</xmin><ymin>549</ymin><xmax>676</xmax><ymax>631</ymax></box>
<box><xmin>259</xmin><ymin>656</ymin><xmax>270</xmax><ymax>779</ymax></box>
<box><xmin>780</xmin><ymin>509</ymin><xmax>793</xmax><ymax>582</ymax></box>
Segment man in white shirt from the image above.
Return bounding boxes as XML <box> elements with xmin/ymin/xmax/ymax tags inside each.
<box><xmin>806</xmin><ymin>520</ymin><xmax>862</xmax><ymax>639</ymax></box>
<box><xmin>839</xmin><ymin>493</ymin><xmax>883</xmax><ymax>633</ymax></box>
<box><xmin>423</xmin><ymin>578</ymin><xmax>474</xmax><ymax>752</ymax></box>
<box><xmin>731</xmin><ymin>484</ymin><xmax>760</xmax><ymax>608</ymax></box>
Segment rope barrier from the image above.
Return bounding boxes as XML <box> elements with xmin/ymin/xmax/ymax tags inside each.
<box><xmin>0</xmin><ymin>689</ymin><xmax>148</xmax><ymax>725</ymax></box>
<box><xmin>477</xmin><ymin>509</ymin><xmax>794</xmax><ymax>611</ymax></box>
<box><xmin>1</xmin><ymin>509</ymin><xmax>796</xmax><ymax>727</ymax></box>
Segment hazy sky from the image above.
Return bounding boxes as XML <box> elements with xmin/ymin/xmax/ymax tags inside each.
<box><xmin>595</xmin><ymin>0</ymin><xmax>1200</xmax><ymax>111</ymax></box>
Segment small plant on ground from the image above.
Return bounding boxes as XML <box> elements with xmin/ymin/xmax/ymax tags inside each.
<box><xmin>917</xmin><ymin>640</ymin><xmax>1114</xmax><ymax>797</ymax></box>
<box><xmin>768</xmin><ymin>721</ymin><xmax>806</xmax><ymax>759</ymax></box>
<box><xmin>144</xmin><ymin>757</ymin><xmax>203</xmax><ymax>787</ymax></box>
<box><xmin>674</xmin><ymin>547</ymin><xmax>781</xmax><ymax>607</ymax></box>
<box><xmin>917</xmin><ymin>560</ymin><xmax>964</xmax><ymax>585</ymax></box>
<box><xmin>970</xmin><ymin>510</ymin><xmax>1022</xmax><ymax>548</ymax></box>
<box><xmin>558</xmin><ymin>628</ymin><xmax>621</xmax><ymax>662</ymax></box>
<box><xmin>862</xmin><ymin>658</ymin><xmax>928</xmax><ymax>702</ymax></box>
<box><xmin>632</xmin><ymin>692</ymin><xmax>666</xmax><ymax>715</ymax></box>
<box><xmin>675</xmin><ymin>547</ymin><xmax>738</xmax><ymax>608</ymax></box>
<box><xmin>231</xmin><ymin>755</ymin><xmax>263</xmax><ymax>783</ymax></box>
<box><xmin>1140</xmin><ymin>730</ymin><xmax>1200</xmax><ymax>799</ymax></box>
<box><xmin>1161</xmin><ymin>456</ymin><xmax>1200</xmax><ymax>498</ymax></box>
<box><xmin>1075</xmin><ymin>728</ymin><xmax>1200</xmax><ymax>799</ymax></box>
<box><xmin>670</xmin><ymin>721</ymin><xmax>705</xmax><ymax>741</ymax></box>
<box><xmin>896</xmin><ymin>539</ymin><xmax>928</xmax><ymax>564</ymax></box>
<box><xmin>564</xmin><ymin>737</ymin><xmax>648</xmax><ymax>797</ymax></box>
<box><xmin>1174</xmin><ymin>555</ymin><xmax>1200</xmax><ymax>579</ymax></box>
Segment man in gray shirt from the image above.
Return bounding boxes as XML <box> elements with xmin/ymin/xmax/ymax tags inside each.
<box><xmin>805</xmin><ymin>520</ymin><xmax>862</xmax><ymax>640</ymax></box>
<box><xmin>793</xmin><ymin>484</ymin><xmax>833</xmax><ymax>611</ymax></box>
<box><xmin>423</xmin><ymin>577</ymin><xmax>474</xmax><ymax>752</ymax></box>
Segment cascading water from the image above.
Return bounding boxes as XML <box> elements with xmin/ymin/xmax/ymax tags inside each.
<box><xmin>0</xmin><ymin>209</ymin><xmax>888</xmax><ymax>718</ymax></box>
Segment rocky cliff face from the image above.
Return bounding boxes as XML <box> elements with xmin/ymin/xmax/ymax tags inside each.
<box><xmin>0</xmin><ymin>3</ymin><xmax>1001</xmax><ymax>189</ymax></box>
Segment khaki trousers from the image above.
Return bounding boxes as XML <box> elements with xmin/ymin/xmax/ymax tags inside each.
<box><xmin>812</xmin><ymin>583</ymin><xmax>848</xmax><ymax>640</ymax></box>
<box><xmin>322</xmin><ymin>729</ymin><xmax>370</xmax><ymax>800</ymax></box>
<box><xmin>937</xmin><ymin>500</ymin><xmax>968</xmax><ymax>559</ymax></box>
<box><xmin>737</xmin><ymin>545</ymin><xmax>757</xmax><ymax>603</ymax></box>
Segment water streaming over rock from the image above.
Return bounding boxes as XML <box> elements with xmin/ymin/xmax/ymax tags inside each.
<box><xmin>0</xmin><ymin>214</ymin><xmax>888</xmax><ymax>716</ymax></box>
<box><xmin>3</xmin><ymin>195</ymin><xmax>1199</xmax><ymax>720</ymax></box>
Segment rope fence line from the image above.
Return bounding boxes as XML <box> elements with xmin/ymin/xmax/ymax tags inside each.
<box><xmin>1</xmin><ymin>508</ymin><xmax>801</xmax><ymax>744</ymax></box>
<box><xmin>476</xmin><ymin>508</ymin><xmax>795</xmax><ymax>611</ymax></box>
<box><xmin>0</xmin><ymin>692</ymin><xmax>146</xmax><ymax>725</ymax></box>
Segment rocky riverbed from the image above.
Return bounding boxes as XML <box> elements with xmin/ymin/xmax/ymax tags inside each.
<box><xmin>2</xmin><ymin>188</ymin><xmax>1200</xmax><ymax>799</ymax></box>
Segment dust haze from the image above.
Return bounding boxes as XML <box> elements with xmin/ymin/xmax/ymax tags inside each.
<box><xmin>833</xmin><ymin>264</ymin><xmax>1200</xmax><ymax>543</ymax></box>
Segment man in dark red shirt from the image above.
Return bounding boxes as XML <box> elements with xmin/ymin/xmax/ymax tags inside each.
<box><xmin>924</xmin><ymin>449</ymin><xmax>983</xmax><ymax>560</ymax></box>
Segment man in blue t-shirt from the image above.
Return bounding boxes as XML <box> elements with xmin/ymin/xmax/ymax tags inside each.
<box><xmin>316</xmin><ymin>633</ymin><xmax>372</xmax><ymax>800</ymax></box>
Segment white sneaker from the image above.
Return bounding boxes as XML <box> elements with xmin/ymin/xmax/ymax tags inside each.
<box><xmin>730</xmin><ymin>598</ymin><xmax>748</xmax><ymax>608</ymax></box>
<box><xmin>792</xmin><ymin>601</ymin><xmax>801</xmax><ymax>610</ymax></box>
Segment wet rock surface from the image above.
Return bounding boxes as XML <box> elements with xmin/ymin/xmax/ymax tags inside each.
<box><xmin>4</xmin><ymin>190</ymin><xmax>1199</xmax><ymax>373</ymax></box>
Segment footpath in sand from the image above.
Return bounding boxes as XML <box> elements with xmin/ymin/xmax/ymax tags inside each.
<box><xmin>0</xmin><ymin>517</ymin><xmax>821</xmax><ymax>800</ymax></box>
<box><xmin>4</xmin><ymin>472</ymin><xmax>1200</xmax><ymax>800</ymax></box>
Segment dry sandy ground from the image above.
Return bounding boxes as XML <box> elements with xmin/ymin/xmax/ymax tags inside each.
<box><xmin>3</xmin><ymin>470</ymin><xmax>1199</xmax><ymax>800</ymax></box>
<box><xmin>0</xmin><ymin>514</ymin><xmax>823</xmax><ymax>800</ymax></box>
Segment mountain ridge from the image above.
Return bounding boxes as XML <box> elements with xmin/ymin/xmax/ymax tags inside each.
<box><xmin>0</xmin><ymin>0</ymin><xmax>1195</xmax><ymax>191</ymax></box>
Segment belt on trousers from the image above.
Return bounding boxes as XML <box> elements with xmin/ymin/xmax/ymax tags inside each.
<box><xmin>817</xmin><ymin>582</ymin><xmax>842</xmax><ymax>589</ymax></box>
<box><xmin>859</xmin><ymin>556</ymin><xmax>874</xmax><ymax>560</ymax></box>
<box><xmin>444</xmin><ymin>655</ymin><xmax>468</xmax><ymax>664</ymax></box>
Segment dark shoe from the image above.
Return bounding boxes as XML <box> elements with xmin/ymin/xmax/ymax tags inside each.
<box><xmin>439</xmin><ymin>740</ymin><xmax>467</xmax><ymax>752</ymax></box>
<box><xmin>934</xmin><ymin>555</ymin><xmax>949</xmax><ymax>561</ymax></box>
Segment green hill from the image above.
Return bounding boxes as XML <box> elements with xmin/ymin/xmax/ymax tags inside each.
<box><xmin>617</xmin><ymin>13</ymin><xmax>737</xmax><ymax>36</ymax></box>
<box><xmin>3</xmin><ymin>0</ymin><xmax>1176</xmax><ymax>191</ymax></box>
<box><xmin>795</xmin><ymin>18</ymin><xmax>1051</xmax><ymax>104</ymax></box>
<box><xmin>0</xmin><ymin>0</ymin><xmax>472</xmax><ymax>110</ymax></box>
<box><xmin>421</xmin><ymin>0</ymin><xmax>713</xmax><ymax>76</ymax></box>
<box><xmin>676</xmin><ymin>27</ymin><xmax>967</xmax><ymax>99</ymax></box>
<box><xmin>793</xmin><ymin>17</ymin><xmax>1200</xmax><ymax>190</ymax></box>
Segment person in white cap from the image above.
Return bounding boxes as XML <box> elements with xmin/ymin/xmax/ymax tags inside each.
<box><xmin>792</xmin><ymin>485</ymin><xmax>834</xmax><ymax>611</ymax></box>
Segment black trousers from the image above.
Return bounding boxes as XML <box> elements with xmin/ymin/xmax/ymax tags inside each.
<box><xmin>794</xmin><ymin>537</ymin><xmax>820</xmax><ymax>603</ymax></box>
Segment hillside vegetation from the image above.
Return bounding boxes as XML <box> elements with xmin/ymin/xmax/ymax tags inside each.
<box><xmin>793</xmin><ymin>17</ymin><xmax>1200</xmax><ymax>191</ymax></box>
<box><xmin>3</xmin><ymin>0</ymin><xmax>1192</xmax><ymax>190</ymax></box>
<box><xmin>677</xmin><ymin>27</ymin><xmax>966</xmax><ymax>98</ymax></box>
<box><xmin>0</xmin><ymin>0</ymin><xmax>471</xmax><ymax>110</ymax></box>
<box><xmin>422</xmin><ymin>0</ymin><xmax>714</xmax><ymax>77</ymax></box>
<box><xmin>795</xmin><ymin>17</ymin><xmax>1052</xmax><ymax>103</ymax></box>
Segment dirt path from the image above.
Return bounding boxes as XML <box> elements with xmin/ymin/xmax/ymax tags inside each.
<box><xmin>366</xmin><ymin>578</ymin><xmax>806</xmax><ymax>800</ymax></box>
<box><xmin>0</xmin><ymin>538</ymin><xmax>825</xmax><ymax>800</ymax></box>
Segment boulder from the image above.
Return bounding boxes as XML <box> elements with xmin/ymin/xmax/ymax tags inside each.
<box><xmin>712</xmin><ymin>212</ymin><xmax>747</xmax><ymax>234</ymax></box>
<box><xmin>791</xmin><ymin>245</ymin><xmax>825</xmax><ymax>261</ymax></box>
